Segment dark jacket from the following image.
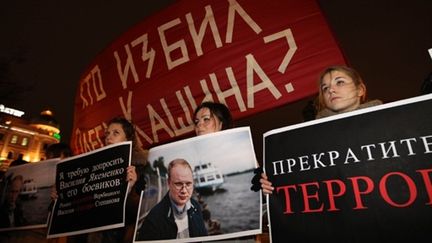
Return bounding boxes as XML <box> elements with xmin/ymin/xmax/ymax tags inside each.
<box><xmin>138</xmin><ymin>193</ymin><xmax>208</xmax><ymax>240</ymax></box>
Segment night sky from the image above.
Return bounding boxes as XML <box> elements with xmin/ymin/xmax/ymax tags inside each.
<box><xmin>0</xmin><ymin>0</ymin><xmax>174</xmax><ymax>142</ymax></box>
<box><xmin>1</xmin><ymin>0</ymin><xmax>431</xmax><ymax>155</ymax></box>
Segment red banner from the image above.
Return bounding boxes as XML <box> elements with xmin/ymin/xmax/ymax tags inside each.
<box><xmin>71</xmin><ymin>0</ymin><xmax>346</xmax><ymax>154</ymax></box>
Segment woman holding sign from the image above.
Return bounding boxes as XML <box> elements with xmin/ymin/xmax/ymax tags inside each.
<box><xmin>252</xmin><ymin>65</ymin><xmax>383</xmax><ymax>194</ymax></box>
<box><xmin>97</xmin><ymin>117</ymin><xmax>150</xmax><ymax>243</ymax></box>
<box><xmin>194</xmin><ymin>102</ymin><xmax>265</xmax><ymax>242</ymax></box>
<box><xmin>56</xmin><ymin>117</ymin><xmax>145</xmax><ymax>243</ymax></box>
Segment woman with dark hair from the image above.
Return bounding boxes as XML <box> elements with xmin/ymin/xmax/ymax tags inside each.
<box><xmin>105</xmin><ymin>117</ymin><xmax>137</xmax><ymax>145</ymax></box>
<box><xmin>99</xmin><ymin>116</ymin><xmax>151</xmax><ymax>243</ymax></box>
<box><xmin>104</xmin><ymin>116</ymin><xmax>152</xmax><ymax>187</ymax></box>
<box><xmin>193</xmin><ymin>102</ymin><xmax>262</xmax><ymax>242</ymax></box>
<box><xmin>193</xmin><ymin>101</ymin><xmax>233</xmax><ymax>136</ymax></box>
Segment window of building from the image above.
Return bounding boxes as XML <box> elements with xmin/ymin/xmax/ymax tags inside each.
<box><xmin>11</xmin><ymin>135</ymin><xmax>18</xmax><ymax>144</ymax></box>
<box><xmin>21</xmin><ymin>137</ymin><xmax>29</xmax><ymax>147</ymax></box>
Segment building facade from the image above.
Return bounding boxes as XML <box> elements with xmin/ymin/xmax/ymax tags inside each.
<box><xmin>0</xmin><ymin>105</ymin><xmax>60</xmax><ymax>171</ymax></box>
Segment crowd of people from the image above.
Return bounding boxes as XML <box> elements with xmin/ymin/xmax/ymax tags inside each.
<box><xmin>2</xmin><ymin>64</ymin><xmax>410</xmax><ymax>242</ymax></box>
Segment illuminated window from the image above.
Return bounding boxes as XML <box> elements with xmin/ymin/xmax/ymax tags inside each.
<box><xmin>21</xmin><ymin>137</ymin><xmax>29</xmax><ymax>147</ymax></box>
<box><xmin>11</xmin><ymin>135</ymin><xmax>18</xmax><ymax>144</ymax></box>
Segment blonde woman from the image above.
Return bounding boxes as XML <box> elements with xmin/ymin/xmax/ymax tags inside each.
<box><xmin>255</xmin><ymin>65</ymin><xmax>383</xmax><ymax>194</ymax></box>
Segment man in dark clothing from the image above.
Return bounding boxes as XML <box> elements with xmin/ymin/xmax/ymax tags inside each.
<box><xmin>9</xmin><ymin>154</ymin><xmax>29</xmax><ymax>167</ymax></box>
<box><xmin>137</xmin><ymin>159</ymin><xmax>207</xmax><ymax>240</ymax></box>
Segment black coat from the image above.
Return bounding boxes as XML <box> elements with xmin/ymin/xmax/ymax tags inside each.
<box><xmin>138</xmin><ymin>192</ymin><xmax>208</xmax><ymax>240</ymax></box>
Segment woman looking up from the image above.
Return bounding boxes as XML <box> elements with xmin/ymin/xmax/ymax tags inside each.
<box><xmin>104</xmin><ymin>117</ymin><xmax>143</xmax><ymax>190</ymax></box>
<box><xmin>315</xmin><ymin>65</ymin><xmax>382</xmax><ymax>118</ymax></box>
<box><xmin>50</xmin><ymin>117</ymin><xmax>142</xmax><ymax>243</ymax></box>
<box><xmin>256</xmin><ymin>65</ymin><xmax>383</xmax><ymax>194</ymax></box>
<box><xmin>101</xmin><ymin>117</ymin><xmax>150</xmax><ymax>243</ymax></box>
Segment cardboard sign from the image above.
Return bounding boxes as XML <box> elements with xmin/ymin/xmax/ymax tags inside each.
<box><xmin>264</xmin><ymin>94</ymin><xmax>432</xmax><ymax>242</ymax></box>
<box><xmin>48</xmin><ymin>142</ymin><xmax>131</xmax><ymax>238</ymax></box>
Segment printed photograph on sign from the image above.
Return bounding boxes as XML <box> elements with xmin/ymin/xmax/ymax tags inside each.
<box><xmin>134</xmin><ymin>127</ymin><xmax>261</xmax><ymax>242</ymax></box>
<box><xmin>0</xmin><ymin>159</ymin><xmax>59</xmax><ymax>232</ymax></box>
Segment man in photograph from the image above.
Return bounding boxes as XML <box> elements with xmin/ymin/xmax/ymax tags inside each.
<box><xmin>137</xmin><ymin>159</ymin><xmax>207</xmax><ymax>240</ymax></box>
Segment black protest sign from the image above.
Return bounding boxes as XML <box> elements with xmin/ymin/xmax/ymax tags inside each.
<box><xmin>47</xmin><ymin>142</ymin><xmax>131</xmax><ymax>238</ymax></box>
<box><xmin>264</xmin><ymin>94</ymin><xmax>432</xmax><ymax>243</ymax></box>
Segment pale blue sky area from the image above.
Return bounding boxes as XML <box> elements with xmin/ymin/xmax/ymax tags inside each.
<box><xmin>148</xmin><ymin>127</ymin><xmax>257</xmax><ymax>175</ymax></box>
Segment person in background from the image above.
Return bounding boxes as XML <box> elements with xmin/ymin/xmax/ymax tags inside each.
<box><xmin>9</xmin><ymin>154</ymin><xmax>29</xmax><ymax>167</ymax></box>
<box><xmin>45</xmin><ymin>143</ymin><xmax>73</xmax><ymax>160</ymax></box>
<box><xmin>253</xmin><ymin>65</ymin><xmax>383</xmax><ymax>194</ymax></box>
<box><xmin>137</xmin><ymin>159</ymin><xmax>207</xmax><ymax>240</ymax></box>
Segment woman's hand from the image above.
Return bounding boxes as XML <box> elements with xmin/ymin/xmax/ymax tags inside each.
<box><xmin>50</xmin><ymin>185</ymin><xmax>58</xmax><ymax>201</ymax></box>
<box><xmin>126</xmin><ymin>165</ymin><xmax>137</xmax><ymax>192</ymax></box>
<box><xmin>260</xmin><ymin>173</ymin><xmax>274</xmax><ymax>195</ymax></box>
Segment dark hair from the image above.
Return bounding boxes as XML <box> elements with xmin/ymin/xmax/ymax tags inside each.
<box><xmin>46</xmin><ymin>143</ymin><xmax>73</xmax><ymax>159</ymax></box>
<box><xmin>193</xmin><ymin>102</ymin><xmax>233</xmax><ymax>130</ymax></box>
<box><xmin>107</xmin><ymin>117</ymin><xmax>136</xmax><ymax>144</ymax></box>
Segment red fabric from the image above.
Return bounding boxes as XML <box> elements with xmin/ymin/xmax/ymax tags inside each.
<box><xmin>71</xmin><ymin>0</ymin><xmax>347</xmax><ymax>154</ymax></box>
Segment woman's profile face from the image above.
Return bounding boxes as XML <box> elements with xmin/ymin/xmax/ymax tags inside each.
<box><xmin>105</xmin><ymin>123</ymin><xmax>127</xmax><ymax>145</ymax></box>
<box><xmin>194</xmin><ymin>107</ymin><xmax>222</xmax><ymax>136</ymax></box>
<box><xmin>320</xmin><ymin>70</ymin><xmax>364</xmax><ymax>113</ymax></box>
